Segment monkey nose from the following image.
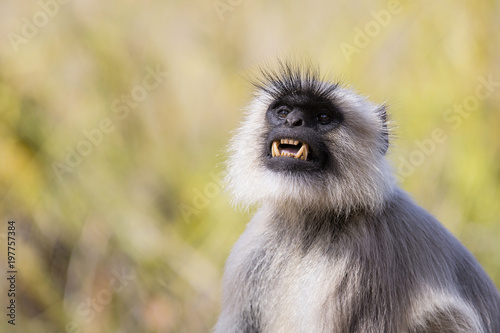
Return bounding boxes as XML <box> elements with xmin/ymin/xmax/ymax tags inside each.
<box><xmin>285</xmin><ymin>116</ymin><xmax>303</xmax><ymax>127</ymax></box>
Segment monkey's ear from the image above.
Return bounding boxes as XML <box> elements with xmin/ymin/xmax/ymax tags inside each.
<box><xmin>377</xmin><ymin>105</ymin><xmax>389</xmax><ymax>155</ymax></box>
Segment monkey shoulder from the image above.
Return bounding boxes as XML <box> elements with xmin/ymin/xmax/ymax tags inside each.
<box><xmin>377</xmin><ymin>189</ymin><xmax>500</xmax><ymax>331</ymax></box>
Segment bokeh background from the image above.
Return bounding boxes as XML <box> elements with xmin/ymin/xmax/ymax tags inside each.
<box><xmin>1</xmin><ymin>0</ymin><xmax>499</xmax><ymax>332</ymax></box>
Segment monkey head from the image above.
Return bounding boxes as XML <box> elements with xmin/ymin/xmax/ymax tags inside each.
<box><xmin>225</xmin><ymin>63</ymin><xmax>396</xmax><ymax>214</ymax></box>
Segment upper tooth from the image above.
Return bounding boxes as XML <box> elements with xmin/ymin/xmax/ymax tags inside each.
<box><xmin>272</xmin><ymin>141</ymin><xmax>279</xmax><ymax>157</ymax></box>
<box><xmin>295</xmin><ymin>145</ymin><xmax>305</xmax><ymax>159</ymax></box>
<box><xmin>279</xmin><ymin>138</ymin><xmax>301</xmax><ymax>145</ymax></box>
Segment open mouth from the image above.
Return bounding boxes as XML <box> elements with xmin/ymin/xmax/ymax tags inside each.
<box><xmin>271</xmin><ymin>138</ymin><xmax>309</xmax><ymax>160</ymax></box>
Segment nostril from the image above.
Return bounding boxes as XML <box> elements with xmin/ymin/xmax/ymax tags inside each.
<box><xmin>292</xmin><ymin>119</ymin><xmax>303</xmax><ymax>127</ymax></box>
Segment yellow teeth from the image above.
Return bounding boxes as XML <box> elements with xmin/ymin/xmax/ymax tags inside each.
<box><xmin>271</xmin><ymin>138</ymin><xmax>309</xmax><ymax>160</ymax></box>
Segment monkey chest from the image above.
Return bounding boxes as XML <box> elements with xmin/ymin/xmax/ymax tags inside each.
<box><xmin>242</xmin><ymin>247</ymin><xmax>344</xmax><ymax>332</ymax></box>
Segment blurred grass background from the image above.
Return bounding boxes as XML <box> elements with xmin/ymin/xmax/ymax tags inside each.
<box><xmin>0</xmin><ymin>0</ymin><xmax>499</xmax><ymax>332</ymax></box>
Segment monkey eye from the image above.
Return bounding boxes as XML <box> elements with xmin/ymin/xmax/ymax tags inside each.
<box><xmin>316</xmin><ymin>113</ymin><xmax>331</xmax><ymax>124</ymax></box>
<box><xmin>277</xmin><ymin>108</ymin><xmax>290</xmax><ymax>119</ymax></box>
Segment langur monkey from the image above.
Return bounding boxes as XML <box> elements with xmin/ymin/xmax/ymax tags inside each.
<box><xmin>215</xmin><ymin>62</ymin><xmax>500</xmax><ymax>333</ymax></box>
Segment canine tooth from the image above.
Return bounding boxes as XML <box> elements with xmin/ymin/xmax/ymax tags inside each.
<box><xmin>295</xmin><ymin>145</ymin><xmax>305</xmax><ymax>159</ymax></box>
<box><xmin>272</xmin><ymin>141</ymin><xmax>279</xmax><ymax>157</ymax></box>
<box><xmin>303</xmin><ymin>144</ymin><xmax>308</xmax><ymax>160</ymax></box>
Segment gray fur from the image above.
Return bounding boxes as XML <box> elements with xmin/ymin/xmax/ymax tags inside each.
<box><xmin>216</xmin><ymin>64</ymin><xmax>500</xmax><ymax>333</ymax></box>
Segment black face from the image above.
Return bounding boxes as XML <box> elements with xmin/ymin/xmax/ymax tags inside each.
<box><xmin>264</xmin><ymin>92</ymin><xmax>343</xmax><ymax>173</ymax></box>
